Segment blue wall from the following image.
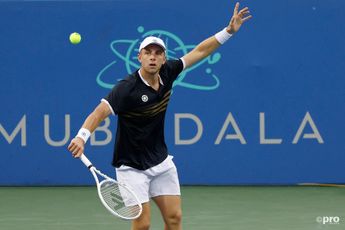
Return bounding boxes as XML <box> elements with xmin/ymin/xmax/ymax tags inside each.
<box><xmin>1</xmin><ymin>0</ymin><xmax>344</xmax><ymax>185</ymax></box>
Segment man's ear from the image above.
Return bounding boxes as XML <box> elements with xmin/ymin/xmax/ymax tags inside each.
<box><xmin>162</xmin><ymin>53</ymin><xmax>166</xmax><ymax>64</ymax></box>
<box><xmin>138</xmin><ymin>52</ymin><xmax>142</xmax><ymax>63</ymax></box>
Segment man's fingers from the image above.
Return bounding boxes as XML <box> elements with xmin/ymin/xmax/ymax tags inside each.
<box><xmin>239</xmin><ymin>7</ymin><xmax>249</xmax><ymax>15</ymax></box>
<box><xmin>242</xmin><ymin>15</ymin><xmax>253</xmax><ymax>23</ymax></box>
<box><xmin>71</xmin><ymin>144</ymin><xmax>83</xmax><ymax>155</ymax></box>
<box><xmin>72</xmin><ymin>147</ymin><xmax>80</xmax><ymax>155</ymax></box>
<box><xmin>239</xmin><ymin>8</ymin><xmax>250</xmax><ymax>18</ymax></box>
<box><xmin>68</xmin><ymin>138</ymin><xmax>84</xmax><ymax>158</ymax></box>
<box><xmin>240</xmin><ymin>10</ymin><xmax>250</xmax><ymax>16</ymax></box>
<box><xmin>68</xmin><ymin>142</ymin><xmax>76</xmax><ymax>152</ymax></box>
<box><xmin>240</xmin><ymin>11</ymin><xmax>251</xmax><ymax>19</ymax></box>
<box><xmin>75</xmin><ymin>151</ymin><xmax>83</xmax><ymax>158</ymax></box>
<box><xmin>70</xmin><ymin>143</ymin><xmax>80</xmax><ymax>153</ymax></box>
<box><xmin>233</xmin><ymin>2</ymin><xmax>240</xmax><ymax>15</ymax></box>
<box><xmin>73</xmin><ymin>150</ymin><xmax>83</xmax><ymax>158</ymax></box>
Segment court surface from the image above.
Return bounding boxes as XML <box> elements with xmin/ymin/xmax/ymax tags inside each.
<box><xmin>0</xmin><ymin>186</ymin><xmax>344</xmax><ymax>230</ymax></box>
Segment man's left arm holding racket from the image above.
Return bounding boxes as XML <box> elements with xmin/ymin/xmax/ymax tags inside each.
<box><xmin>67</xmin><ymin>101</ymin><xmax>143</xmax><ymax>220</ymax></box>
<box><xmin>68</xmin><ymin>101</ymin><xmax>111</xmax><ymax>157</ymax></box>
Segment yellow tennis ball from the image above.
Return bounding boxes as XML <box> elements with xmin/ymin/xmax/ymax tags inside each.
<box><xmin>69</xmin><ymin>32</ymin><xmax>81</xmax><ymax>44</ymax></box>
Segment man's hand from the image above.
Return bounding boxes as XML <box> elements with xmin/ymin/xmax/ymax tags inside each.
<box><xmin>67</xmin><ymin>137</ymin><xmax>85</xmax><ymax>158</ymax></box>
<box><xmin>227</xmin><ymin>2</ymin><xmax>252</xmax><ymax>34</ymax></box>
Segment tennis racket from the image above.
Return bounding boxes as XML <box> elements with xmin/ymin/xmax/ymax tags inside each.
<box><xmin>80</xmin><ymin>154</ymin><xmax>142</xmax><ymax>220</ymax></box>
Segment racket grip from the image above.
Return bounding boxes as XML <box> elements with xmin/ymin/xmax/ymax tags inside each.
<box><xmin>80</xmin><ymin>154</ymin><xmax>93</xmax><ymax>168</ymax></box>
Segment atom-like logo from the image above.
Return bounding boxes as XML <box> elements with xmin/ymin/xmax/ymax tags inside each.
<box><xmin>96</xmin><ymin>26</ymin><xmax>222</xmax><ymax>91</ymax></box>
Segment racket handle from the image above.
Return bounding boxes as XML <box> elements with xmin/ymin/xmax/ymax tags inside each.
<box><xmin>80</xmin><ymin>154</ymin><xmax>93</xmax><ymax>169</ymax></box>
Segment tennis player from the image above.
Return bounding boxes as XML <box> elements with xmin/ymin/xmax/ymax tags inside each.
<box><xmin>68</xmin><ymin>2</ymin><xmax>251</xmax><ymax>230</ymax></box>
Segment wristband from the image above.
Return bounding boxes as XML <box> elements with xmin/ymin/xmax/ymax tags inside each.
<box><xmin>214</xmin><ymin>27</ymin><xmax>233</xmax><ymax>45</ymax></box>
<box><xmin>76</xmin><ymin>128</ymin><xmax>91</xmax><ymax>143</ymax></box>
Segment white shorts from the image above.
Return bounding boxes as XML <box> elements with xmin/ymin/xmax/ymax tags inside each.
<box><xmin>115</xmin><ymin>155</ymin><xmax>181</xmax><ymax>204</ymax></box>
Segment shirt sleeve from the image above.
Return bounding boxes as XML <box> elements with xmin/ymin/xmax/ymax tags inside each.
<box><xmin>103</xmin><ymin>81</ymin><xmax>128</xmax><ymax>115</ymax></box>
<box><xmin>101</xmin><ymin>98</ymin><xmax>115</xmax><ymax>115</ymax></box>
<box><xmin>164</xmin><ymin>59</ymin><xmax>184</xmax><ymax>82</ymax></box>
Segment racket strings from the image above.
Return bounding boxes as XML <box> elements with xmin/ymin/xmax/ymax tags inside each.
<box><xmin>100</xmin><ymin>180</ymin><xmax>141</xmax><ymax>218</ymax></box>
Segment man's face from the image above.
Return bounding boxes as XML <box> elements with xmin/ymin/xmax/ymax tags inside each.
<box><xmin>138</xmin><ymin>44</ymin><xmax>166</xmax><ymax>74</ymax></box>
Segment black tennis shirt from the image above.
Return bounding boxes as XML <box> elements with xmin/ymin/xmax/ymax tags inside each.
<box><xmin>104</xmin><ymin>59</ymin><xmax>184</xmax><ymax>170</ymax></box>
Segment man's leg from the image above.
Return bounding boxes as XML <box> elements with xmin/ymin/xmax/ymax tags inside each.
<box><xmin>152</xmin><ymin>195</ymin><xmax>182</xmax><ymax>230</ymax></box>
<box><xmin>131</xmin><ymin>202</ymin><xmax>151</xmax><ymax>230</ymax></box>
<box><xmin>116</xmin><ymin>167</ymin><xmax>152</xmax><ymax>230</ymax></box>
<box><xmin>149</xmin><ymin>158</ymin><xmax>182</xmax><ymax>230</ymax></box>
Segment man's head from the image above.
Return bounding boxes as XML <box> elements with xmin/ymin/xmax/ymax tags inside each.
<box><xmin>139</xmin><ymin>36</ymin><xmax>166</xmax><ymax>53</ymax></box>
<box><xmin>138</xmin><ymin>36</ymin><xmax>166</xmax><ymax>75</ymax></box>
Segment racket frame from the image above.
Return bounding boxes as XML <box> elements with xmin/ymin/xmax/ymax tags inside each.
<box><xmin>80</xmin><ymin>154</ymin><xmax>143</xmax><ymax>220</ymax></box>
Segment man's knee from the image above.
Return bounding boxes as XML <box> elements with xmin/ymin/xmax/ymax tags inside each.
<box><xmin>132</xmin><ymin>220</ymin><xmax>150</xmax><ymax>230</ymax></box>
<box><xmin>132</xmin><ymin>213</ymin><xmax>151</xmax><ymax>230</ymax></box>
<box><xmin>166</xmin><ymin>209</ymin><xmax>182</xmax><ymax>225</ymax></box>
